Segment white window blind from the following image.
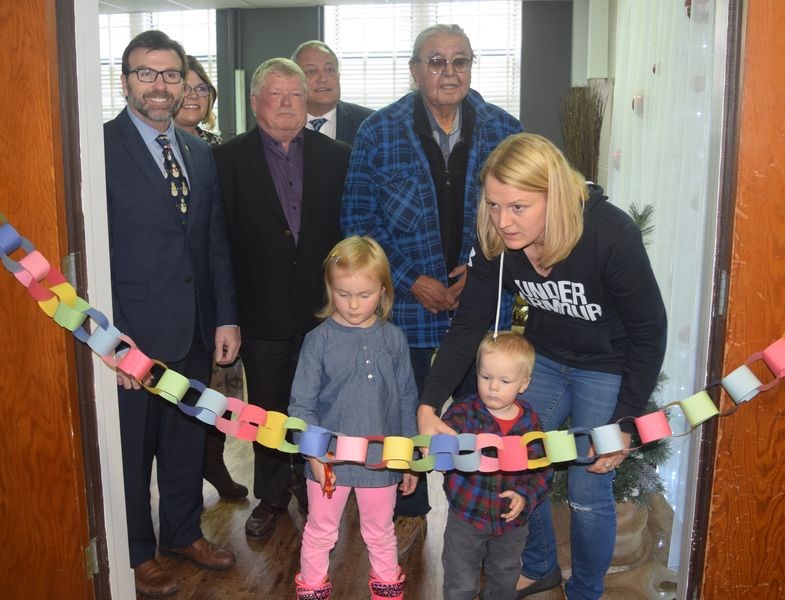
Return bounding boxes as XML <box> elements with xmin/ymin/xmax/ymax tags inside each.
<box><xmin>324</xmin><ymin>1</ymin><xmax>521</xmax><ymax>117</ymax></box>
<box><xmin>100</xmin><ymin>10</ymin><xmax>218</xmax><ymax>125</ymax></box>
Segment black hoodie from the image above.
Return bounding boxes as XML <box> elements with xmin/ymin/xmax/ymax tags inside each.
<box><xmin>421</xmin><ymin>185</ymin><xmax>667</xmax><ymax>428</ymax></box>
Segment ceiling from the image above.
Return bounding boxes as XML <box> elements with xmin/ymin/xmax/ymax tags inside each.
<box><xmin>98</xmin><ymin>0</ymin><xmax>566</xmax><ymax>14</ymax></box>
<box><xmin>97</xmin><ymin>0</ymin><xmax>324</xmax><ymax>14</ymax></box>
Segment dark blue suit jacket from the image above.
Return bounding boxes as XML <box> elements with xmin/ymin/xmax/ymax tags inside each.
<box><xmin>104</xmin><ymin>108</ymin><xmax>237</xmax><ymax>363</ymax></box>
<box><xmin>335</xmin><ymin>100</ymin><xmax>374</xmax><ymax>146</ymax></box>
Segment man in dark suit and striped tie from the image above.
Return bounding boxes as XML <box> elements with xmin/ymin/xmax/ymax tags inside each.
<box><xmin>103</xmin><ymin>29</ymin><xmax>240</xmax><ymax>597</ymax></box>
<box><xmin>292</xmin><ymin>40</ymin><xmax>374</xmax><ymax>145</ymax></box>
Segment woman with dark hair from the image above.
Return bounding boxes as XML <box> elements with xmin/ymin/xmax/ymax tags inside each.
<box><xmin>176</xmin><ymin>55</ymin><xmax>246</xmax><ymax>500</ymax></box>
<box><xmin>175</xmin><ymin>55</ymin><xmax>221</xmax><ymax>144</ymax></box>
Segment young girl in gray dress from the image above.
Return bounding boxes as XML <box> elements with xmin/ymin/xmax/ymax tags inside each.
<box><xmin>290</xmin><ymin>236</ymin><xmax>417</xmax><ymax>600</ymax></box>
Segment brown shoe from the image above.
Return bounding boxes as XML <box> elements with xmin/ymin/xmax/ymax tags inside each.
<box><xmin>159</xmin><ymin>537</ymin><xmax>236</xmax><ymax>571</ymax></box>
<box><xmin>245</xmin><ymin>502</ymin><xmax>287</xmax><ymax>540</ymax></box>
<box><xmin>394</xmin><ymin>515</ymin><xmax>427</xmax><ymax>560</ymax></box>
<box><xmin>134</xmin><ymin>558</ymin><xmax>179</xmax><ymax>597</ymax></box>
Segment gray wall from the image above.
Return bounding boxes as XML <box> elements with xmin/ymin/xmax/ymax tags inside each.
<box><xmin>216</xmin><ymin>7</ymin><xmax>321</xmax><ymax>138</ymax></box>
<box><xmin>520</xmin><ymin>1</ymin><xmax>573</xmax><ymax>149</ymax></box>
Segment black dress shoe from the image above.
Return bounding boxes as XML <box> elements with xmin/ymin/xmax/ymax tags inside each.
<box><xmin>515</xmin><ymin>567</ymin><xmax>562</xmax><ymax>598</ymax></box>
<box><xmin>204</xmin><ymin>464</ymin><xmax>248</xmax><ymax>500</ymax></box>
<box><xmin>245</xmin><ymin>502</ymin><xmax>287</xmax><ymax>540</ymax></box>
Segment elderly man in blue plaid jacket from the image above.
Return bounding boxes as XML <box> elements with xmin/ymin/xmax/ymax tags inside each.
<box><xmin>341</xmin><ymin>23</ymin><xmax>522</xmax><ymax>556</ymax></box>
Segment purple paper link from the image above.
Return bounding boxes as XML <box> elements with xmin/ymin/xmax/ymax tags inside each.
<box><xmin>85</xmin><ymin>307</ymin><xmax>110</xmax><ymax>330</ymax></box>
<box><xmin>433</xmin><ymin>453</ymin><xmax>455</xmax><ymax>471</ymax></box>
<box><xmin>73</xmin><ymin>307</ymin><xmax>110</xmax><ymax>344</ymax></box>
<box><xmin>178</xmin><ymin>378</ymin><xmax>207</xmax><ymax>418</ymax></box>
<box><xmin>299</xmin><ymin>426</ymin><xmax>332</xmax><ymax>457</ymax></box>
<box><xmin>1</xmin><ymin>236</ymin><xmax>33</xmax><ymax>275</ymax></box>
<box><xmin>428</xmin><ymin>433</ymin><xmax>459</xmax><ymax>471</ymax></box>
<box><xmin>0</xmin><ymin>222</ymin><xmax>22</xmax><ymax>254</ymax></box>
<box><xmin>567</xmin><ymin>426</ymin><xmax>595</xmax><ymax>463</ymax></box>
<box><xmin>429</xmin><ymin>433</ymin><xmax>460</xmax><ymax>454</ymax></box>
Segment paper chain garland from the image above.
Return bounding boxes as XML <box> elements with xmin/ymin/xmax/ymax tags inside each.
<box><xmin>2</xmin><ymin>212</ymin><xmax>784</xmax><ymax>473</ymax></box>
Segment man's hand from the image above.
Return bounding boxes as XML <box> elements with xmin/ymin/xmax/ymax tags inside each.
<box><xmin>447</xmin><ymin>264</ymin><xmax>468</xmax><ymax>298</ymax></box>
<box><xmin>417</xmin><ymin>405</ymin><xmax>457</xmax><ymax>436</ymax></box>
<box><xmin>411</xmin><ymin>275</ymin><xmax>458</xmax><ymax>314</ymax></box>
<box><xmin>116</xmin><ymin>370</ymin><xmax>152</xmax><ymax>390</ymax></box>
<box><xmin>214</xmin><ymin>325</ymin><xmax>241</xmax><ymax>365</ymax></box>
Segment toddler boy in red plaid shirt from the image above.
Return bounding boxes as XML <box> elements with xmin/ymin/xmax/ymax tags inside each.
<box><xmin>441</xmin><ymin>332</ymin><xmax>553</xmax><ymax>599</ymax></box>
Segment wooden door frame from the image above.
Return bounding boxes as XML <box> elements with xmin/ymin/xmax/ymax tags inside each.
<box><xmin>682</xmin><ymin>0</ymin><xmax>745</xmax><ymax>597</ymax></box>
<box><xmin>71</xmin><ymin>0</ymin><xmax>135</xmax><ymax>597</ymax></box>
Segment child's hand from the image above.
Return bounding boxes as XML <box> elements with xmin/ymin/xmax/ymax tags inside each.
<box><xmin>308</xmin><ymin>456</ymin><xmax>336</xmax><ymax>493</ymax></box>
<box><xmin>500</xmin><ymin>490</ymin><xmax>526</xmax><ymax>522</ymax></box>
<box><xmin>399</xmin><ymin>472</ymin><xmax>418</xmax><ymax>496</ymax></box>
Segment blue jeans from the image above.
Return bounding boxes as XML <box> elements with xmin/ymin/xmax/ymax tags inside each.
<box><xmin>520</xmin><ymin>354</ymin><xmax>622</xmax><ymax>600</ymax></box>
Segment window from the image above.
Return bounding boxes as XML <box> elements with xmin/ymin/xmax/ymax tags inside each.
<box><xmin>100</xmin><ymin>10</ymin><xmax>217</xmax><ymax>125</ymax></box>
<box><xmin>324</xmin><ymin>1</ymin><xmax>521</xmax><ymax>117</ymax></box>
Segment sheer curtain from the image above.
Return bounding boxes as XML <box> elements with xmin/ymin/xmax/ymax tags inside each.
<box><xmin>605</xmin><ymin>0</ymin><xmax>719</xmax><ymax>570</ymax></box>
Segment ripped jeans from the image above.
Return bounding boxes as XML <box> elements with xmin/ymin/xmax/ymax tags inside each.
<box><xmin>519</xmin><ymin>353</ymin><xmax>622</xmax><ymax>600</ymax></box>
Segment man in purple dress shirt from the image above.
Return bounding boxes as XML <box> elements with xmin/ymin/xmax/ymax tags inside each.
<box><xmin>212</xmin><ymin>58</ymin><xmax>351</xmax><ymax>540</ymax></box>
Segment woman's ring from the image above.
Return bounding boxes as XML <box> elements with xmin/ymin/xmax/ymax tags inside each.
<box><xmin>605</xmin><ymin>464</ymin><xmax>613</xmax><ymax>470</ymax></box>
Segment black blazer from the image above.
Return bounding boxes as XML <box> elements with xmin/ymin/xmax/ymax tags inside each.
<box><xmin>335</xmin><ymin>100</ymin><xmax>374</xmax><ymax>146</ymax></box>
<box><xmin>213</xmin><ymin>127</ymin><xmax>351</xmax><ymax>340</ymax></box>
<box><xmin>103</xmin><ymin>108</ymin><xmax>237</xmax><ymax>362</ymax></box>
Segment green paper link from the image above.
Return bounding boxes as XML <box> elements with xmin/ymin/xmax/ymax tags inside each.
<box><xmin>156</xmin><ymin>368</ymin><xmax>190</xmax><ymax>404</ymax></box>
<box><xmin>53</xmin><ymin>297</ymin><xmax>91</xmax><ymax>331</ymax></box>
<box><xmin>277</xmin><ymin>416</ymin><xmax>308</xmax><ymax>454</ymax></box>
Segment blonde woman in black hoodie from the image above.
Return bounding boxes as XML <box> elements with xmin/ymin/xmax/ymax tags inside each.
<box><xmin>419</xmin><ymin>133</ymin><xmax>667</xmax><ymax>600</ymax></box>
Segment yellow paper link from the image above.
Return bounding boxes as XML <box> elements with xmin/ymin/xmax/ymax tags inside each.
<box><xmin>257</xmin><ymin>410</ymin><xmax>288</xmax><ymax>449</ymax></box>
<box><xmin>49</xmin><ymin>281</ymin><xmax>78</xmax><ymax>308</ymax></box>
<box><xmin>277</xmin><ymin>416</ymin><xmax>308</xmax><ymax>454</ymax></box>
<box><xmin>382</xmin><ymin>436</ymin><xmax>415</xmax><ymax>469</ymax></box>
<box><xmin>37</xmin><ymin>295</ymin><xmax>60</xmax><ymax>317</ymax></box>
<box><xmin>53</xmin><ymin>297</ymin><xmax>91</xmax><ymax>331</ymax></box>
<box><xmin>521</xmin><ymin>431</ymin><xmax>551</xmax><ymax>469</ymax></box>
<box><xmin>139</xmin><ymin>359</ymin><xmax>170</xmax><ymax>397</ymax></box>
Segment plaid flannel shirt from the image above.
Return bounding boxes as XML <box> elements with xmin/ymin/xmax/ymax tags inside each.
<box><xmin>341</xmin><ymin>90</ymin><xmax>522</xmax><ymax>348</ymax></box>
<box><xmin>442</xmin><ymin>395</ymin><xmax>553</xmax><ymax>536</ymax></box>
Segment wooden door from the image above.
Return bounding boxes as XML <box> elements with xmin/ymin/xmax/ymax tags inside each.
<box><xmin>701</xmin><ymin>0</ymin><xmax>785</xmax><ymax>597</ymax></box>
<box><xmin>0</xmin><ymin>1</ymin><xmax>95</xmax><ymax>598</ymax></box>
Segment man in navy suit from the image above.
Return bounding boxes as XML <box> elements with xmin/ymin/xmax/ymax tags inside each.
<box><xmin>213</xmin><ymin>58</ymin><xmax>350</xmax><ymax>541</ymax></box>
<box><xmin>291</xmin><ymin>40</ymin><xmax>373</xmax><ymax>145</ymax></box>
<box><xmin>104</xmin><ymin>30</ymin><xmax>240</xmax><ymax>597</ymax></box>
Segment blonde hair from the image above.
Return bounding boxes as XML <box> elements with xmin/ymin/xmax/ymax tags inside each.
<box><xmin>477</xmin><ymin>133</ymin><xmax>588</xmax><ymax>268</ymax></box>
<box><xmin>317</xmin><ymin>236</ymin><xmax>394</xmax><ymax>321</ymax></box>
<box><xmin>250</xmin><ymin>57</ymin><xmax>307</xmax><ymax>96</ymax></box>
<box><xmin>476</xmin><ymin>331</ymin><xmax>536</xmax><ymax>380</ymax></box>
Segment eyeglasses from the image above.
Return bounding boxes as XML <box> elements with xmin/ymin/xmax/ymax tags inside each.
<box><xmin>127</xmin><ymin>68</ymin><xmax>184</xmax><ymax>84</ymax></box>
<box><xmin>414</xmin><ymin>56</ymin><xmax>473</xmax><ymax>74</ymax></box>
<box><xmin>184</xmin><ymin>83</ymin><xmax>213</xmax><ymax>97</ymax></box>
